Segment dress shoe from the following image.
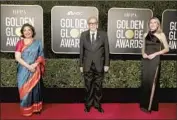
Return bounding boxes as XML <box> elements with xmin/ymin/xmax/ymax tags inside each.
<box><xmin>84</xmin><ymin>107</ymin><xmax>91</xmax><ymax>112</ymax></box>
<box><xmin>140</xmin><ymin>107</ymin><xmax>151</xmax><ymax>114</ymax></box>
<box><xmin>95</xmin><ymin>107</ymin><xmax>104</xmax><ymax>113</ymax></box>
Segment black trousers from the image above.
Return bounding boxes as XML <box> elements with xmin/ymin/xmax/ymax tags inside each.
<box><xmin>83</xmin><ymin>62</ymin><xmax>104</xmax><ymax>108</ymax></box>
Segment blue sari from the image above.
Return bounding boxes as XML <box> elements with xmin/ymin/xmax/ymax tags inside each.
<box><xmin>16</xmin><ymin>39</ymin><xmax>45</xmax><ymax>116</ymax></box>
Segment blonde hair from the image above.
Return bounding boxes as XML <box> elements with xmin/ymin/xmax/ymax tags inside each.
<box><xmin>146</xmin><ymin>17</ymin><xmax>162</xmax><ymax>33</ymax></box>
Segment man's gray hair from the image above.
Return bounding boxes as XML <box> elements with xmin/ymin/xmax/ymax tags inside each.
<box><xmin>87</xmin><ymin>16</ymin><xmax>98</xmax><ymax>24</ymax></box>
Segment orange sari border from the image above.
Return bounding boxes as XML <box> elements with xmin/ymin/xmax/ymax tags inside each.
<box><xmin>20</xmin><ymin>102</ymin><xmax>42</xmax><ymax>116</ymax></box>
<box><xmin>19</xmin><ymin>66</ymin><xmax>41</xmax><ymax>99</ymax></box>
<box><xmin>19</xmin><ymin>56</ymin><xmax>45</xmax><ymax>100</ymax></box>
<box><xmin>21</xmin><ymin>46</ymin><xmax>27</xmax><ymax>53</ymax></box>
<box><xmin>36</xmin><ymin>56</ymin><xmax>45</xmax><ymax>76</ymax></box>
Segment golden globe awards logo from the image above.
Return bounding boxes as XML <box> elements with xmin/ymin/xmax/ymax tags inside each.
<box><xmin>59</xmin><ymin>17</ymin><xmax>88</xmax><ymax>48</ymax></box>
<box><xmin>1</xmin><ymin>5</ymin><xmax>43</xmax><ymax>52</ymax></box>
<box><xmin>5</xmin><ymin>11</ymin><xmax>34</xmax><ymax>47</ymax></box>
<box><xmin>168</xmin><ymin>21</ymin><xmax>177</xmax><ymax>49</ymax></box>
<box><xmin>108</xmin><ymin>8</ymin><xmax>153</xmax><ymax>54</ymax></box>
<box><xmin>51</xmin><ymin>6</ymin><xmax>98</xmax><ymax>54</ymax></box>
<box><xmin>162</xmin><ymin>9</ymin><xmax>177</xmax><ymax>54</ymax></box>
<box><xmin>115</xmin><ymin>18</ymin><xmax>144</xmax><ymax>48</ymax></box>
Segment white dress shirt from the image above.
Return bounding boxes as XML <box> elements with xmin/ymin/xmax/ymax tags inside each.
<box><xmin>90</xmin><ymin>30</ymin><xmax>97</xmax><ymax>42</ymax></box>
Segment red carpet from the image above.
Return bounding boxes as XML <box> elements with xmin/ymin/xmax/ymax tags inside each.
<box><xmin>1</xmin><ymin>103</ymin><xmax>176</xmax><ymax>119</ymax></box>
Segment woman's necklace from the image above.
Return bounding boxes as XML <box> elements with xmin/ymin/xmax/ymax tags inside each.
<box><xmin>24</xmin><ymin>39</ymin><xmax>33</xmax><ymax>46</ymax></box>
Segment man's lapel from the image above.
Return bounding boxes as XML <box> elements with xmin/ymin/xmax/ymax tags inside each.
<box><xmin>86</xmin><ymin>30</ymin><xmax>92</xmax><ymax>48</ymax></box>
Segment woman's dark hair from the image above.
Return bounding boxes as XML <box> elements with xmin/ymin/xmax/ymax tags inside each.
<box><xmin>20</xmin><ymin>23</ymin><xmax>36</xmax><ymax>38</ymax></box>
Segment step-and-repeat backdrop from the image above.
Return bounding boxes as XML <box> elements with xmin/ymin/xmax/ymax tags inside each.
<box><xmin>1</xmin><ymin>5</ymin><xmax>176</xmax><ymax>55</ymax></box>
<box><xmin>1</xmin><ymin>5</ymin><xmax>176</xmax><ymax>88</ymax></box>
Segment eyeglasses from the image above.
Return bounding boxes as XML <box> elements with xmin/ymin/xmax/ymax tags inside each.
<box><xmin>88</xmin><ymin>22</ymin><xmax>98</xmax><ymax>25</ymax></box>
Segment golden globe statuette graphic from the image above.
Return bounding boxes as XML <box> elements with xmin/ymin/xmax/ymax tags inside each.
<box><xmin>125</xmin><ymin>29</ymin><xmax>134</xmax><ymax>39</ymax></box>
<box><xmin>70</xmin><ymin>29</ymin><xmax>80</xmax><ymax>38</ymax></box>
<box><xmin>15</xmin><ymin>27</ymin><xmax>22</xmax><ymax>37</ymax></box>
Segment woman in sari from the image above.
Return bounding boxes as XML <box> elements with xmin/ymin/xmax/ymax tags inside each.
<box><xmin>15</xmin><ymin>23</ymin><xmax>45</xmax><ymax>116</ymax></box>
<box><xmin>140</xmin><ymin>17</ymin><xmax>169</xmax><ymax>113</ymax></box>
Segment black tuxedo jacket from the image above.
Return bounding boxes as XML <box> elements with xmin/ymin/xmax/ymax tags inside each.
<box><xmin>80</xmin><ymin>30</ymin><xmax>110</xmax><ymax>72</ymax></box>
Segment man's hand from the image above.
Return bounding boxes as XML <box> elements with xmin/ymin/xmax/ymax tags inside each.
<box><xmin>80</xmin><ymin>67</ymin><xmax>83</xmax><ymax>73</ymax></box>
<box><xmin>104</xmin><ymin>66</ymin><xmax>109</xmax><ymax>72</ymax></box>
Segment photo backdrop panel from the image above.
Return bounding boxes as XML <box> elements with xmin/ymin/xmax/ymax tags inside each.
<box><xmin>51</xmin><ymin>6</ymin><xmax>98</xmax><ymax>54</ymax></box>
<box><xmin>108</xmin><ymin>8</ymin><xmax>153</xmax><ymax>54</ymax></box>
<box><xmin>162</xmin><ymin>9</ymin><xmax>177</xmax><ymax>55</ymax></box>
<box><xmin>1</xmin><ymin>4</ymin><xmax>44</xmax><ymax>52</ymax></box>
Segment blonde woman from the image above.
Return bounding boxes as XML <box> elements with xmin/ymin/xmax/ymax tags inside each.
<box><xmin>140</xmin><ymin>17</ymin><xmax>169</xmax><ymax>113</ymax></box>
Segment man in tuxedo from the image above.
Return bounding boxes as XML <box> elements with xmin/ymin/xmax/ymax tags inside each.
<box><xmin>79</xmin><ymin>16</ymin><xmax>110</xmax><ymax>113</ymax></box>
